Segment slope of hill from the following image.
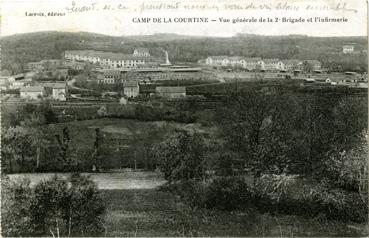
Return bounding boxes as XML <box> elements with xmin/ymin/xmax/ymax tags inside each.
<box><xmin>1</xmin><ymin>31</ymin><xmax>367</xmax><ymax>74</ymax></box>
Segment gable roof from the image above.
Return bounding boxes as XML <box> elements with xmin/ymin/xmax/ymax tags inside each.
<box><xmin>305</xmin><ymin>60</ymin><xmax>321</xmax><ymax>64</ymax></box>
<box><xmin>208</xmin><ymin>56</ymin><xmax>264</xmax><ymax>62</ymax></box>
<box><xmin>20</xmin><ymin>86</ymin><xmax>44</xmax><ymax>92</ymax></box>
<box><xmin>134</xmin><ymin>47</ymin><xmax>149</xmax><ymax>52</ymax></box>
<box><xmin>244</xmin><ymin>57</ymin><xmax>262</xmax><ymax>62</ymax></box>
<box><xmin>263</xmin><ymin>58</ymin><xmax>280</xmax><ymax>64</ymax></box>
<box><xmin>40</xmin><ymin>59</ymin><xmax>62</xmax><ymax>64</ymax></box>
<box><xmin>207</xmin><ymin>56</ymin><xmax>229</xmax><ymax>60</ymax></box>
<box><xmin>12</xmin><ymin>73</ymin><xmax>25</xmax><ymax>79</ymax></box>
<box><xmin>281</xmin><ymin>59</ymin><xmax>302</xmax><ymax>65</ymax></box>
<box><xmin>36</xmin><ymin>82</ymin><xmax>66</xmax><ymax>89</ymax></box>
<box><xmin>65</xmin><ymin>50</ymin><xmax>146</xmax><ymax>61</ymax></box>
<box><xmin>229</xmin><ymin>56</ymin><xmax>246</xmax><ymax>61</ymax></box>
<box><xmin>99</xmin><ymin>69</ymin><xmax>121</xmax><ymax>76</ymax></box>
<box><xmin>51</xmin><ymin>83</ymin><xmax>67</xmax><ymax>89</ymax></box>
<box><xmin>123</xmin><ymin>81</ymin><xmax>139</xmax><ymax>87</ymax></box>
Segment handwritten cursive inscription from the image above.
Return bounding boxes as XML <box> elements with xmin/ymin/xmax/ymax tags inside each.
<box><xmin>65</xmin><ymin>1</ymin><xmax>98</xmax><ymax>13</ymax></box>
<box><xmin>63</xmin><ymin>1</ymin><xmax>358</xmax><ymax>14</ymax></box>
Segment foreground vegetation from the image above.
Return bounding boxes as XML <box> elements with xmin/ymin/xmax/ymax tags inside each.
<box><xmin>2</xmin><ymin>174</ymin><xmax>106</xmax><ymax>237</ymax></box>
<box><xmin>102</xmin><ymin>188</ymin><xmax>368</xmax><ymax>237</ymax></box>
<box><xmin>149</xmin><ymin>86</ymin><xmax>368</xmax><ymax>233</ymax></box>
<box><xmin>3</xmin><ymin>174</ymin><xmax>367</xmax><ymax>237</ymax></box>
<box><xmin>1</xmin><ymin>81</ymin><xmax>367</xmax><ymax>236</ymax></box>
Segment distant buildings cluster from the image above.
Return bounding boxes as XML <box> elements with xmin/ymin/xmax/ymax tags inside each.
<box><xmin>1</xmin><ymin>47</ymin><xmax>195</xmax><ymax>102</ymax></box>
<box><xmin>4</xmin><ymin>43</ymin><xmax>365</xmax><ymax>103</ymax></box>
<box><xmin>0</xmin><ymin>72</ymin><xmax>68</xmax><ymax>101</ymax></box>
<box><xmin>112</xmin><ymin>80</ymin><xmax>186</xmax><ymax>99</ymax></box>
<box><xmin>64</xmin><ymin>48</ymin><xmax>153</xmax><ymax>69</ymax></box>
<box><xmin>27</xmin><ymin>59</ymin><xmax>63</xmax><ymax>72</ymax></box>
<box><xmin>19</xmin><ymin>83</ymin><xmax>67</xmax><ymax>101</ymax></box>
<box><xmin>93</xmin><ymin>70</ymin><xmax>187</xmax><ymax>99</ymax></box>
<box><xmin>341</xmin><ymin>43</ymin><xmax>367</xmax><ymax>54</ymax></box>
<box><xmin>205</xmin><ymin>56</ymin><xmax>322</xmax><ymax>72</ymax></box>
<box><xmin>27</xmin><ymin>59</ymin><xmax>68</xmax><ymax>79</ymax></box>
<box><xmin>0</xmin><ymin>73</ymin><xmax>31</xmax><ymax>90</ymax></box>
<box><xmin>342</xmin><ymin>44</ymin><xmax>355</xmax><ymax>54</ymax></box>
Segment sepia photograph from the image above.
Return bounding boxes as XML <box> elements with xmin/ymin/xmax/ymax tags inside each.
<box><xmin>0</xmin><ymin>0</ymin><xmax>368</xmax><ymax>237</ymax></box>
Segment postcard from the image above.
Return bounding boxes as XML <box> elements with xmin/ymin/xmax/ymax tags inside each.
<box><xmin>0</xmin><ymin>0</ymin><xmax>368</xmax><ymax>237</ymax></box>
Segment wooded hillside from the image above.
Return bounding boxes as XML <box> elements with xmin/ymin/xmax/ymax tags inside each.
<box><xmin>1</xmin><ymin>31</ymin><xmax>367</xmax><ymax>74</ymax></box>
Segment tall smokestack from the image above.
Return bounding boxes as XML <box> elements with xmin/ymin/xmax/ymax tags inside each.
<box><xmin>162</xmin><ymin>50</ymin><xmax>171</xmax><ymax>65</ymax></box>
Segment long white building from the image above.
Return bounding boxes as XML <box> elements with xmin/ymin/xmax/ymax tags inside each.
<box><xmin>64</xmin><ymin>50</ymin><xmax>148</xmax><ymax>69</ymax></box>
<box><xmin>206</xmin><ymin>56</ymin><xmax>272</xmax><ymax>70</ymax></box>
<box><xmin>205</xmin><ymin>56</ymin><xmax>319</xmax><ymax>72</ymax></box>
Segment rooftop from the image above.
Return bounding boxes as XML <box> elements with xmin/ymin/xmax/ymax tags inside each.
<box><xmin>65</xmin><ymin>50</ymin><xmax>146</xmax><ymax>61</ymax></box>
<box><xmin>134</xmin><ymin>47</ymin><xmax>149</xmax><ymax>52</ymax></box>
<box><xmin>244</xmin><ymin>57</ymin><xmax>262</xmax><ymax>62</ymax></box>
<box><xmin>12</xmin><ymin>73</ymin><xmax>25</xmax><ymax>79</ymax></box>
<box><xmin>156</xmin><ymin>86</ymin><xmax>186</xmax><ymax>93</ymax></box>
<box><xmin>20</xmin><ymin>86</ymin><xmax>44</xmax><ymax>92</ymax></box>
<box><xmin>305</xmin><ymin>60</ymin><xmax>321</xmax><ymax>64</ymax></box>
<box><xmin>36</xmin><ymin>82</ymin><xmax>66</xmax><ymax>89</ymax></box>
<box><xmin>123</xmin><ymin>81</ymin><xmax>139</xmax><ymax>87</ymax></box>
<box><xmin>51</xmin><ymin>83</ymin><xmax>67</xmax><ymax>89</ymax></box>
<box><xmin>281</xmin><ymin>59</ymin><xmax>301</xmax><ymax>64</ymax></box>
<box><xmin>208</xmin><ymin>56</ymin><xmax>262</xmax><ymax>62</ymax></box>
<box><xmin>228</xmin><ymin>56</ymin><xmax>245</xmax><ymax>61</ymax></box>
<box><xmin>98</xmin><ymin>69</ymin><xmax>121</xmax><ymax>76</ymax></box>
<box><xmin>263</xmin><ymin>58</ymin><xmax>280</xmax><ymax>63</ymax></box>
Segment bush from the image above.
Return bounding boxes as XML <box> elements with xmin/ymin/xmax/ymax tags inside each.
<box><xmin>168</xmin><ymin>180</ymin><xmax>208</xmax><ymax>210</ymax></box>
<box><xmin>252</xmin><ymin>175</ymin><xmax>368</xmax><ymax>223</ymax></box>
<box><xmin>205</xmin><ymin>176</ymin><xmax>253</xmax><ymax>211</ymax></box>
<box><xmin>252</xmin><ymin>174</ymin><xmax>300</xmax><ymax>213</ymax></box>
<box><xmin>164</xmin><ymin>177</ymin><xmax>253</xmax><ymax>211</ymax></box>
<box><xmin>299</xmin><ymin>183</ymin><xmax>368</xmax><ymax>223</ymax></box>
<box><xmin>7</xmin><ymin>101</ymin><xmax>58</xmax><ymax>127</ymax></box>
<box><xmin>68</xmin><ymin>174</ymin><xmax>106</xmax><ymax>235</ymax></box>
<box><xmin>168</xmin><ymin>174</ymin><xmax>368</xmax><ymax>223</ymax></box>
<box><xmin>155</xmin><ymin>130</ymin><xmax>206</xmax><ymax>182</ymax></box>
<box><xmin>2</xmin><ymin>174</ymin><xmax>106</xmax><ymax>237</ymax></box>
<box><xmin>1</xmin><ymin>177</ymin><xmax>35</xmax><ymax>237</ymax></box>
<box><xmin>30</xmin><ymin>175</ymin><xmax>71</xmax><ymax>236</ymax></box>
<box><xmin>324</xmin><ymin>133</ymin><xmax>368</xmax><ymax>193</ymax></box>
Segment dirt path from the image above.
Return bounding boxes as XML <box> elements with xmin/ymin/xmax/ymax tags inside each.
<box><xmin>7</xmin><ymin>171</ymin><xmax>166</xmax><ymax>190</ymax></box>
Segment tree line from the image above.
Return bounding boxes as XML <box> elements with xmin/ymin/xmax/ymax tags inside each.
<box><xmin>1</xmin><ymin>102</ymin><xmax>106</xmax><ymax>173</ymax></box>
<box><xmin>153</xmin><ymin>88</ymin><xmax>368</xmax><ymax>222</ymax></box>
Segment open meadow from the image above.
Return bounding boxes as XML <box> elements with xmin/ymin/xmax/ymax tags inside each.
<box><xmin>7</xmin><ymin>171</ymin><xmax>166</xmax><ymax>189</ymax></box>
<box><xmin>32</xmin><ymin>117</ymin><xmax>216</xmax><ymax>172</ymax></box>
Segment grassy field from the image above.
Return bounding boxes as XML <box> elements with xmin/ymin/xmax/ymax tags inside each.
<box><xmin>102</xmin><ymin>188</ymin><xmax>368</xmax><ymax>237</ymax></box>
<box><xmin>45</xmin><ymin>118</ymin><xmax>213</xmax><ymax>170</ymax></box>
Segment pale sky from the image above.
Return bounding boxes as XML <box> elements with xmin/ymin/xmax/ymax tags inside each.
<box><xmin>1</xmin><ymin>0</ymin><xmax>367</xmax><ymax>37</ymax></box>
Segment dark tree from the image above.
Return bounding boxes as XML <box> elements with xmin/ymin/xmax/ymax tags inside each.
<box><xmin>154</xmin><ymin>129</ymin><xmax>207</xmax><ymax>182</ymax></box>
<box><xmin>55</xmin><ymin>127</ymin><xmax>71</xmax><ymax>170</ymax></box>
<box><xmin>92</xmin><ymin>128</ymin><xmax>103</xmax><ymax>172</ymax></box>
